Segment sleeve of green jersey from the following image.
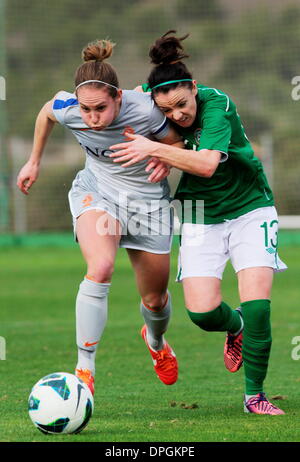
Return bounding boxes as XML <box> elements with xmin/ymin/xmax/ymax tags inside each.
<box><xmin>141</xmin><ymin>83</ymin><xmax>151</xmax><ymax>93</ymax></box>
<box><xmin>198</xmin><ymin>106</ymin><xmax>231</xmax><ymax>157</ymax></box>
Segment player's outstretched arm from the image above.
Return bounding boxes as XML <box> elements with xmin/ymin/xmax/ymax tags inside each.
<box><xmin>110</xmin><ymin>132</ymin><xmax>220</xmax><ymax>177</ymax></box>
<box><xmin>110</xmin><ymin>125</ymin><xmax>183</xmax><ymax>181</ymax></box>
<box><xmin>17</xmin><ymin>97</ymin><xmax>58</xmax><ymax>195</ymax></box>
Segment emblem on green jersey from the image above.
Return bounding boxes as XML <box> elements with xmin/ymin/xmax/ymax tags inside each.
<box><xmin>194</xmin><ymin>128</ymin><xmax>202</xmax><ymax>145</ymax></box>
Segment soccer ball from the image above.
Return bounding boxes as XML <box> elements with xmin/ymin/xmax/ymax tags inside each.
<box><xmin>28</xmin><ymin>372</ymin><xmax>94</xmax><ymax>434</ymax></box>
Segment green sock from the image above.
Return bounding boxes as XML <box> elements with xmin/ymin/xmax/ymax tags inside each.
<box><xmin>241</xmin><ymin>299</ymin><xmax>272</xmax><ymax>395</ymax></box>
<box><xmin>187</xmin><ymin>301</ymin><xmax>242</xmax><ymax>333</ymax></box>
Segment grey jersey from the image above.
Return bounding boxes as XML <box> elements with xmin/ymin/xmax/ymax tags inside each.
<box><xmin>52</xmin><ymin>90</ymin><xmax>171</xmax><ymax>200</ymax></box>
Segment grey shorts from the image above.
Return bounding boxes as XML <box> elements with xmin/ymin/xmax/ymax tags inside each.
<box><xmin>68</xmin><ymin>169</ymin><xmax>173</xmax><ymax>254</ymax></box>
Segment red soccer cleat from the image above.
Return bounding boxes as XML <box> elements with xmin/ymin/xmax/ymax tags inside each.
<box><xmin>224</xmin><ymin>330</ymin><xmax>243</xmax><ymax>373</ymax></box>
<box><xmin>224</xmin><ymin>308</ymin><xmax>243</xmax><ymax>373</ymax></box>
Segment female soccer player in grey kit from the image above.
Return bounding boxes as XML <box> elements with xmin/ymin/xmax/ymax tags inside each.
<box><xmin>110</xmin><ymin>31</ymin><xmax>288</xmax><ymax>415</ymax></box>
<box><xmin>17</xmin><ymin>39</ymin><xmax>180</xmax><ymax>395</ymax></box>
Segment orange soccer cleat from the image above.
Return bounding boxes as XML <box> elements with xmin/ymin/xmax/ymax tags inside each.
<box><xmin>75</xmin><ymin>368</ymin><xmax>95</xmax><ymax>396</ymax></box>
<box><xmin>141</xmin><ymin>325</ymin><xmax>178</xmax><ymax>385</ymax></box>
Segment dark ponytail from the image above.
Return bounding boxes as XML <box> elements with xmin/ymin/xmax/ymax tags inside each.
<box><xmin>148</xmin><ymin>30</ymin><xmax>193</xmax><ymax>94</ymax></box>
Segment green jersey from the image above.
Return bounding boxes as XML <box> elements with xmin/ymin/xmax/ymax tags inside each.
<box><xmin>142</xmin><ymin>83</ymin><xmax>273</xmax><ymax>224</ymax></box>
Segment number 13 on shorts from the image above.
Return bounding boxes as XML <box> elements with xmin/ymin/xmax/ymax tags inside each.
<box><xmin>260</xmin><ymin>220</ymin><xmax>278</xmax><ymax>253</ymax></box>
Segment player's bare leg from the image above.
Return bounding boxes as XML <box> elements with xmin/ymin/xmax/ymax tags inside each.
<box><xmin>238</xmin><ymin>267</ymin><xmax>273</xmax><ymax>303</ymax></box>
<box><xmin>183</xmin><ymin>277</ymin><xmax>222</xmax><ymax>314</ymax></box>
<box><xmin>128</xmin><ymin>250</ymin><xmax>178</xmax><ymax>385</ymax></box>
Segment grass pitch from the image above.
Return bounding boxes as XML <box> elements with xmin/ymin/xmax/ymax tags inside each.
<box><xmin>0</xmin><ymin>240</ymin><xmax>299</xmax><ymax>442</ymax></box>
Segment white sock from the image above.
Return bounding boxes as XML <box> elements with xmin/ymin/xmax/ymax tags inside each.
<box><xmin>76</xmin><ymin>277</ymin><xmax>110</xmax><ymax>376</ymax></box>
<box><xmin>77</xmin><ymin>348</ymin><xmax>97</xmax><ymax>375</ymax></box>
<box><xmin>245</xmin><ymin>394</ymin><xmax>259</xmax><ymax>402</ymax></box>
<box><xmin>231</xmin><ymin>307</ymin><xmax>244</xmax><ymax>336</ymax></box>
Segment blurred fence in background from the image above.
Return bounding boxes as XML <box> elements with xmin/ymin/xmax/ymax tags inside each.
<box><xmin>1</xmin><ymin>0</ymin><xmax>300</xmax><ymax>234</ymax></box>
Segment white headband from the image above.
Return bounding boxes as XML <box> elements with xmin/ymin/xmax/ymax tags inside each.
<box><xmin>75</xmin><ymin>79</ymin><xmax>119</xmax><ymax>92</ymax></box>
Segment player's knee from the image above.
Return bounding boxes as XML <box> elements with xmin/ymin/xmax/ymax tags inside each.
<box><xmin>186</xmin><ymin>294</ymin><xmax>221</xmax><ymax>314</ymax></box>
<box><xmin>241</xmin><ymin>299</ymin><xmax>271</xmax><ymax>338</ymax></box>
<box><xmin>142</xmin><ymin>291</ymin><xmax>168</xmax><ymax>311</ymax></box>
<box><xmin>87</xmin><ymin>259</ymin><xmax>115</xmax><ymax>283</ymax></box>
<box><xmin>186</xmin><ymin>308</ymin><xmax>219</xmax><ymax>332</ymax></box>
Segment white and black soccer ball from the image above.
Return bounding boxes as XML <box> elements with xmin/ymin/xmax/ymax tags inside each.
<box><xmin>28</xmin><ymin>372</ymin><xmax>94</xmax><ymax>434</ymax></box>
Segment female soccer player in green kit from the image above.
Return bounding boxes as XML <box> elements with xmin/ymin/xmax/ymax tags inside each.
<box><xmin>110</xmin><ymin>31</ymin><xmax>287</xmax><ymax>415</ymax></box>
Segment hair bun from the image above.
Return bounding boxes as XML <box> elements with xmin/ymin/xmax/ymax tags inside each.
<box><xmin>149</xmin><ymin>30</ymin><xmax>189</xmax><ymax>66</ymax></box>
<box><xmin>82</xmin><ymin>39</ymin><xmax>115</xmax><ymax>63</ymax></box>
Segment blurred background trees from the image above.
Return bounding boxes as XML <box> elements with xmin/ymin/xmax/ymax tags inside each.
<box><xmin>2</xmin><ymin>0</ymin><xmax>300</xmax><ymax>232</ymax></box>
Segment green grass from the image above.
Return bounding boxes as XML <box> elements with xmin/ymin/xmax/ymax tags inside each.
<box><xmin>0</xmin><ymin>243</ymin><xmax>300</xmax><ymax>442</ymax></box>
